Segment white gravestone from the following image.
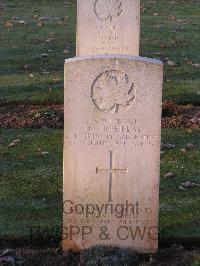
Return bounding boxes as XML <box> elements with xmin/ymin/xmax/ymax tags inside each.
<box><xmin>63</xmin><ymin>55</ymin><xmax>163</xmax><ymax>253</ymax></box>
<box><xmin>76</xmin><ymin>0</ymin><xmax>140</xmax><ymax>56</ymax></box>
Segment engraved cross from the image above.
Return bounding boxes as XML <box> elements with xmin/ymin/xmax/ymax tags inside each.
<box><xmin>96</xmin><ymin>151</ymin><xmax>128</xmax><ymax>202</ymax></box>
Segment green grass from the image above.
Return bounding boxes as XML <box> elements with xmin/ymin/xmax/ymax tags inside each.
<box><xmin>141</xmin><ymin>0</ymin><xmax>200</xmax><ymax>103</ymax></box>
<box><xmin>0</xmin><ymin>0</ymin><xmax>76</xmax><ymax>104</ymax></box>
<box><xmin>0</xmin><ymin>128</ymin><xmax>199</xmax><ymax>243</ymax></box>
<box><xmin>160</xmin><ymin>129</ymin><xmax>200</xmax><ymax>241</ymax></box>
<box><xmin>0</xmin><ymin>128</ymin><xmax>63</xmax><ymax>237</ymax></box>
<box><xmin>0</xmin><ymin>0</ymin><xmax>199</xmax><ymax>104</ymax></box>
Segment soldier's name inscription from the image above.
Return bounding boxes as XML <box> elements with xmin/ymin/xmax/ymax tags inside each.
<box><xmin>66</xmin><ymin>118</ymin><xmax>159</xmax><ymax>147</ymax></box>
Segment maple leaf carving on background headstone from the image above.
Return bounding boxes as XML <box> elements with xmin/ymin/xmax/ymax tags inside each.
<box><xmin>94</xmin><ymin>0</ymin><xmax>123</xmax><ymax>21</ymax></box>
<box><xmin>92</xmin><ymin>71</ymin><xmax>135</xmax><ymax>113</ymax></box>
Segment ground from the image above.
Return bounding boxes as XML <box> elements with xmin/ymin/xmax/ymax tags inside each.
<box><xmin>1</xmin><ymin>245</ymin><xmax>200</xmax><ymax>265</ymax></box>
<box><xmin>0</xmin><ymin>0</ymin><xmax>199</xmax><ymax>104</ymax></box>
<box><xmin>0</xmin><ymin>0</ymin><xmax>200</xmax><ymax>265</ymax></box>
<box><xmin>0</xmin><ymin>128</ymin><xmax>199</xmax><ymax>244</ymax></box>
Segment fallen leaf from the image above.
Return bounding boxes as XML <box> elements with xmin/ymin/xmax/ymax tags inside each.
<box><xmin>153</xmin><ymin>52</ymin><xmax>162</xmax><ymax>55</ymax></box>
<box><xmin>190</xmin><ymin>113</ymin><xmax>200</xmax><ymax>124</ymax></box>
<box><xmin>19</xmin><ymin>154</ymin><xmax>26</xmax><ymax>160</ymax></box>
<box><xmin>41</xmin><ymin>151</ymin><xmax>49</xmax><ymax>155</ymax></box>
<box><xmin>169</xmin><ymin>16</ymin><xmax>176</xmax><ymax>20</ymax></box>
<box><xmin>34</xmin><ymin>113</ymin><xmax>41</xmax><ymax>118</ymax></box>
<box><xmin>179</xmin><ymin>185</ymin><xmax>186</xmax><ymax>191</ymax></box>
<box><xmin>63</xmin><ymin>49</ymin><xmax>70</xmax><ymax>54</ymax></box>
<box><xmin>41</xmin><ymin>53</ymin><xmax>49</xmax><ymax>58</ymax></box>
<box><xmin>8</xmin><ymin>139</ymin><xmax>20</xmax><ymax>147</ymax></box>
<box><xmin>23</xmin><ymin>64</ymin><xmax>32</xmax><ymax>70</ymax></box>
<box><xmin>167</xmin><ymin>60</ymin><xmax>177</xmax><ymax>67</ymax></box>
<box><xmin>46</xmin><ymin>37</ymin><xmax>54</xmax><ymax>43</ymax></box>
<box><xmin>39</xmin><ymin>16</ymin><xmax>48</xmax><ymax>21</ymax></box>
<box><xmin>186</xmin><ymin>143</ymin><xmax>195</xmax><ymax>150</ymax></box>
<box><xmin>165</xmin><ymin>172</ymin><xmax>176</xmax><ymax>179</ymax></box>
<box><xmin>52</xmin><ymin>78</ymin><xmax>61</xmax><ymax>83</ymax></box>
<box><xmin>5</xmin><ymin>21</ymin><xmax>13</xmax><ymax>27</ymax></box>
<box><xmin>184</xmin><ymin>58</ymin><xmax>193</xmax><ymax>65</ymax></box>
<box><xmin>18</xmin><ymin>20</ymin><xmax>25</xmax><ymax>25</ymax></box>
<box><xmin>192</xmin><ymin>63</ymin><xmax>200</xmax><ymax>68</ymax></box>
<box><xmin>161</xmin><ymin>142</ymin><xmax>176</xmax><ymax>150</ymax></box>
<box><xmin>180</xmin><ymin>148</ymin><xmax>187</xmax><ymax>154</ymax></box>
<box><xmin>181</xmin><ymin>181</ymin><xmax>200</xmax><ymax>188</ymax></box>
<box><xmin>41</xmin><ymin>69</ymin><xmax>49</xmax><ymax>75</ymax></box>
<box><xmin>57</xmin><ymin>21</ymin><xmax>64</xmax><ymax>25</ymax></box>
<box><xmin>160</xmin><ymin>43</ymin><xmax>166</xmax><ymax>48</ymax></box>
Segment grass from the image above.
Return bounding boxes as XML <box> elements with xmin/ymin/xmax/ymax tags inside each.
<box><xmin>0</xmin><ymin>0</ymin><xmax>200</xmax><ymax>104</ymax></box>
<box><xmin>0</xmin><ymin>129</ymin><xmax>63</xmax><ymax>238</ymax></box>
<box><xmin>141</xmin><ymin>0</ymin><xmax>200</xmax><ymax>104</ymax></box>
<box><xmin>0</xmin><ymin>128</ymin><xmax>199</xmax><ymax>243</ymax></box>
<box><xmin>160</xmin><ymin>129</ymin><xmax>200</xmax><ymax>242</ymax></box>
<box><xmin>0</xmin><ymin>0</ymin><xmax>76</xmax><ymax>104</ymax></box>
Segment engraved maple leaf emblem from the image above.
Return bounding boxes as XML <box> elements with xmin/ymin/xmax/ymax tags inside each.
<box><xmin>94</xmin><ymin>0</ymin><xmax>123</xmax><ymax>21</ymax></box>
<box><xmin>92</xmin><ymin>71</ymin><xmax>135</xmax><ymax>113</ymax></box>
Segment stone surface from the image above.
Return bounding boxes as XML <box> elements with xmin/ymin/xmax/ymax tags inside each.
<box><xmin>76</xmin><ymin>0</ymin><xmax>140</xmax><ymax>56</ymax></box>
<box><xmin>63</xmin><ymin>55</ymin><xmax>163</xmax><ymax>253</ymax></box>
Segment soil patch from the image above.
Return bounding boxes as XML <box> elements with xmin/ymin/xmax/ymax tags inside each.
<box><xmin>0</xmin><ymin>104</ymin><xmax>64</xmax><ymax>129</ymax></box>
<box><xmin>162</xmin><ymin>101</ymin><xmax>200</xmax><ymax>129</ymax></box>
<box><xmin>1</xmin><ymin>245</ymin><xmax>199</xmax><ymax>266</ymax></box>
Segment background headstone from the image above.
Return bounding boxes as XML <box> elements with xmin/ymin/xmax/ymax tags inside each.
<box><xmin>76</xmin><ymin>0</ymin><xmax>140</xmax><ymax>56</ymax></box>
<box><xmin>63</xmin><ymin>55</ymin><xmax>163</xmax><ymax>253</ymax></box>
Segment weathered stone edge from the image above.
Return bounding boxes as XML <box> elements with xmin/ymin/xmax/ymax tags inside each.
<box><xmin>65</xmin><ymin>54</ymin><xmax>163</xmax><ymax>66</ymax></box>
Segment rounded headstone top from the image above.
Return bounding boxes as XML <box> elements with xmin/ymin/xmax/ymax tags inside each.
<box><xmin>65</xmin><ymin>54</ymin><xmax>163</xmax><ymax>66</ymax></box>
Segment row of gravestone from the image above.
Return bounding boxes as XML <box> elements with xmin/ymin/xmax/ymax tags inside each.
<box><xmin>63</xmin><ymin>0</ymin><xmax>163</xmax><ymax>254</ymax></box>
